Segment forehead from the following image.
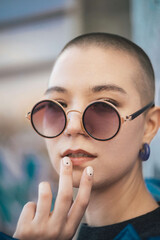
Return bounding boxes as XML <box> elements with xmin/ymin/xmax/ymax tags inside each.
<box><xmin>48</xmin><ymin>46</ymin><xmax>139</xmax><ymax>98</ymax></box>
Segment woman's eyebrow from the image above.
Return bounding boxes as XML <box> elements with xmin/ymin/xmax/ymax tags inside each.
<box><xmin>45</xmin><ymin>86</ymin><xmax>67</xmax><ymax>95</ymax></box>
<box><xmin>44</xmin><ymin>84</ymin><xmax>127</xmax><ymax>95</ymax></box>
<box><xmin>91</xmin><ymin>84</ymin><xmax>127</xmax><ymax>95</ymax></box>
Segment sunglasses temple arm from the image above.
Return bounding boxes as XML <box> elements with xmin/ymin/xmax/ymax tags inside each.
<box><xmin>127</xmin><ymin>102</ymin><xmax>155</xmax><ymax>121</ymax></box>
<box><xmin>26</xmin><ymin>105</ymin><xmax>46</xmax><ymax>120</ymax></box>
<box><xmin>26</xmin><ymin>112</ymin><xmax>31</xmax><ymax>120</ymax></box>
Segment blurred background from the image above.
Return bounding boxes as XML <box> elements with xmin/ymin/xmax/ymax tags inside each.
<box><xmin>0</xmin><ymin>0</ymin><xmax>160</xmax><ymax>235</ymax></box>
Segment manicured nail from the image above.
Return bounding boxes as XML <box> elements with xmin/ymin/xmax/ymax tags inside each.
<box><xmin>63</xmin><ymin>156</ymin><xmax>71</xmax><ymax>166</ymax></box>
<box><xmin>86</xmin><ymin>166</ymin><xmax>94</xmax><ymax>177</ymax></box>
<box><xmin>39</xmin><ymin>182</ymin><xmax>47</xmax><ymax>194</ymax></box>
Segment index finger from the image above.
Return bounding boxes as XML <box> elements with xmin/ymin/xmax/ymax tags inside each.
<box><xmin>67</xmin><ymin>166</ymin><xmax>93</xmax><ymax>231</ymax></box>
<box><xmin>51</xmin><ymin>157</ymin><xmax>73</xmax><ymax>224</ymax></box>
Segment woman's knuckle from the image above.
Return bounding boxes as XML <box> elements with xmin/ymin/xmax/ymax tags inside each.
<box><xmin>63</xmin><ymin>194</ymin><xmax>71</xmax><ymax>203</ymax></box>
<box><xmin>78</xmin><ymin>196</ymin><xmax>89</xmax><ymax>208</ymax></box>
<box><xmin>41</xmin><ymin>190</ymin><xmax>51</xmax><ymax>199</ymax></box>
<box><xmin>24</xmin><ymin>201</ymin><xmax>36</xmax><ymax>209</ymax></box>
<box><xmin>60</xmin><ymin>191</ymin><xmax>72</xmax><ymax>203</ymax></box>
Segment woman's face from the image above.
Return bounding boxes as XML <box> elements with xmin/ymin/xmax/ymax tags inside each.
<box><xmin>45</xmin><ymin>46</ymin><xmax>145</xmax><ymax>189</ymax></box>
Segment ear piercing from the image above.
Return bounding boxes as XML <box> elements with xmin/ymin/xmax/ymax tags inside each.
<box><xmin>139</xmin><ymin>143</ymin><xmax>150</xmax><ymax>161</ymax></box>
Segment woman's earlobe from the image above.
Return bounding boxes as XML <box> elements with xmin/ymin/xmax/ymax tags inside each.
<box><xmin>143</xmin><ymin>106</ymin><xmax>160</xmax><ymax>143</ymax></box>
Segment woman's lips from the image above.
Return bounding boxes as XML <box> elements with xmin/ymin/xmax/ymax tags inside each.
<box><xmin>62</xmin><ymin>149</ymin><xmax>97</xmax><ymax>166</ymax></box>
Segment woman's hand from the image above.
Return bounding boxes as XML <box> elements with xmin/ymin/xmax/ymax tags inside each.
<box><xmin>13</xmin><ymin>157</ymin><xmax>93</xmax><ymax>240</ymax></box>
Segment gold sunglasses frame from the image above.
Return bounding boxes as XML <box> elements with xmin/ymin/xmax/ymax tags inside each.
<box><xmin>26</xmin><ymin>99</ymin><xmax>154</xmax><ymax>141</ymax></box>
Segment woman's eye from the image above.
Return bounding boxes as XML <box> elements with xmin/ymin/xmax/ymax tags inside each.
<box><xmin>58</xmin><ymin>101</ymin><xmax>67</xmax><ymax>108</ymax></box>
<box><xmin>104</xmin><ymin>99</ymin><xmax>119</xmax><ymax>107</ymax></box>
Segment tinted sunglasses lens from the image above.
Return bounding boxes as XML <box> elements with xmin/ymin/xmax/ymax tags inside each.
<box><xmin>31</xmin><ymin>101</ymin><xmax>66</xmax><ymax>137</ymax></box>
<box><xmin>83</xmin><ymin>102</ymin><xmax>120</xmax><ymax>140</ymax></box>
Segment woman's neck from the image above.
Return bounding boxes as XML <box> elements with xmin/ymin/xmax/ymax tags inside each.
<box><xmin>85</xmin><ymin>166</ymin><xmax>158</xmax><ymax>227</ymax></box>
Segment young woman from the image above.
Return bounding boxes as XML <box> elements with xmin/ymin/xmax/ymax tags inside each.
<box><xmin>13</xmin><ymin>33</ymin><xmax>160</xmax><ymax>239</ymax></box>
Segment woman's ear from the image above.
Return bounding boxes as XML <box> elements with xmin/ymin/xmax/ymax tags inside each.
<box><xmin>143</xmin><ymin>106</ymin><xmax>160</xmax><ymax>143</ymax></box>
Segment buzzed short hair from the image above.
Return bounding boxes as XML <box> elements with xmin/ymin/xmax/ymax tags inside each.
<box><xmin>59</xmin><ymin>32</ymin><xmax>155</xmax><ymax>105</ymax></box>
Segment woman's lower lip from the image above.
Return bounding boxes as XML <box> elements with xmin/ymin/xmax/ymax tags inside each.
<box><xmin>68</xmin><ymin>156</ymin><xmax>96</xmax><ymax>166</ymax></box>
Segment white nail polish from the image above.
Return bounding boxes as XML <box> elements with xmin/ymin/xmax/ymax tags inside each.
<box><xmin>39</xmin><ymin>182</ymin><xmax>46</xmax><ymax>194</ymax></box>
<box><xmin>63</xmin><ymin>157</ymin><xmax>70</xmax><ymax>166</ymax></box>
<box><xmin>86</xmin><ymin>166</ymin><xmax>94</xmax><ymax>177</ymax></box>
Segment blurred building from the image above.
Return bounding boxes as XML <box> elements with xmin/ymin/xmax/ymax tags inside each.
<box><xmin>131</xmin><ymin>0</ymin><xmax>160</xmax><ymax>177</ymax></box>
<box><xmin>0</xmin><ymin>0</ymin><xmax>83</xmax><ymax>234</ymax></box>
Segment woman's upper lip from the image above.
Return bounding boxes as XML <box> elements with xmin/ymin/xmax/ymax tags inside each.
<box><xmin>62</xmin><ymin>149</ymin><xmax>97</xmax><ymax>158</ymax></box>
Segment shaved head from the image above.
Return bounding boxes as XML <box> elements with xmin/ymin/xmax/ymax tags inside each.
<box><xmin>56</xmin><ymin>32</ymin><xmax>155</xmax><ymax>105</ymax></box>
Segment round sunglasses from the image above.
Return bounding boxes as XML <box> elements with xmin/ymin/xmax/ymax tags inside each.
<box><xmin>26</xmin><ymin>100</ymin><xmax>154</xmax><ymax>141</ymax></box>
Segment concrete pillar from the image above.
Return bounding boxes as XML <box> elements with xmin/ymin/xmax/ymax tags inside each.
<box><xmin>131</xmin><ymin>0</ymin><xmax>160</xmax><ymax>178</ymax></box>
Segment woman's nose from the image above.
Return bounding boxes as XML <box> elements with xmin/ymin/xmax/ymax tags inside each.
<box><xmin>64</xmin><ymin>111</ymin><xmax>86</xmax><ymax>137</ymax></box>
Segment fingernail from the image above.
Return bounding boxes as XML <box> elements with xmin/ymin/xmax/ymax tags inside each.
<box><xmin>63</xmin><ymin>156</ymin><xmax>71</xmax><ymax>166</ymax></box>
<box><xmin>39</xmin><ymin>182</ymin><xmax>46</xmax><ymax>193</ymax></box>
<box><xmin>86</xmin><ymin>166</ymin><xmax>94</xmax><ymax>177</ymax></box>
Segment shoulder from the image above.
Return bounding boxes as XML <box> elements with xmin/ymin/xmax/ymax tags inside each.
<box><xmin>77</xmin><ymin>206</ymin><xmax>160</xmax><ymax>240</ymax></box>
<box><xmin>134</xmin><ymin>205</ymin><xmax>160</xmax><ymax>239</ymax></box>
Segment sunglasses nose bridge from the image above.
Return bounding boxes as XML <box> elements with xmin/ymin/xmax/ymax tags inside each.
<box><xmin>66</xmin><ymin>109</ymin><xmax>83</xmax><ymax>125</ymax></box>
<box><xmin>64</xmin><ymin>109</ymin><xmax>87</xmax><ymax>135</ymax></box>
<box><xmin>66</xmin><ymin>109</ymin><xmax>82</xmax><ymax>116</ymax></box>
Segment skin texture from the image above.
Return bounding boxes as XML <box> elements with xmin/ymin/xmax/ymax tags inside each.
<box><xmin>14</xmin><ymin>46</ymin><xmax>160</xmax><ymax>239</ymax></box>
